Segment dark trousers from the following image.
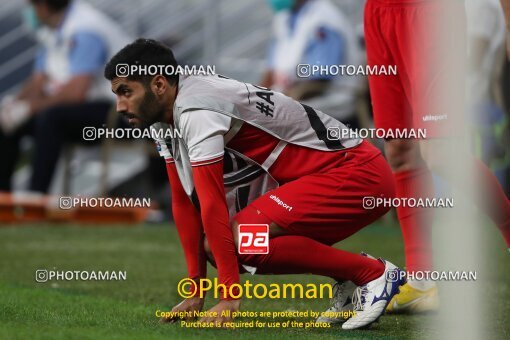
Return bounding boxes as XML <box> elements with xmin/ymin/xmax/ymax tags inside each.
<box><xmin>0</xmin><ymin>101</ymin><xmax>127</xmax><ymax>193</ymax></box>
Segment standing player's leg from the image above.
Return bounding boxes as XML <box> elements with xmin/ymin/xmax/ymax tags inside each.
<box><xmin>468</xmin><ymin>159</ymin><xmax>510</xmax><ymax>247</ymax></box>
<box><xmin>364</xmin><ymin>0</ymin><xmax>437</xmax><ymax>312</ymax></box>
<box><xmin>409</xmin><ymin>0</ymin><xmax>510</xmax><ymax>249</ymax></box>
<box><xmin>421</xmin><ymin>141</ymin><xmax>510</xmax><ymax>249</ymax></box>
<box><xmin>384</xmin><ymin>141</ymin><xmax>434</xmax><ymax>273</ymax></box>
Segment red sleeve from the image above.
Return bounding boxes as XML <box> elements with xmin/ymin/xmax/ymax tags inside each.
<box><xmin>166</xmin><ymin>162</ymin><xmax>207</xmax><ymax>292</ymax></box>
<box><xmin>191</xmin><ymin>159</ymin><xmax>240</xmax><ymax>300</ymax></box>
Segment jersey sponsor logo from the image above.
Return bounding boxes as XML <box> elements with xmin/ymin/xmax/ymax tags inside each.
<box><xmin>238</xmin><ymin>224</ymin><xmax>269</xmax><ymax>254</ymax></box>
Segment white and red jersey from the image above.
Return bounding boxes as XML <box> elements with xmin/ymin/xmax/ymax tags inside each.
<box><xmin>153</xmin><ymin>74</ymin><xmax>363</xmax><ymax>215</ymax></box>
<box><xmin>153</xmin><ymin>124</ymin><xmax>279</xmax><ymax>220</ymax></box>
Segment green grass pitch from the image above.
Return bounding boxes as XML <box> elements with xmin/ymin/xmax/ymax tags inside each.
<box><xmin>0</xmin><ymin>221</ymin><xmax>508</xmax><ymax>339</ymax></box>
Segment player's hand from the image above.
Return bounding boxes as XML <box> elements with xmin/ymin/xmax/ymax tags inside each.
<box><xmin>160</xmin><ymin>296</ymin><xmax>204</xmax><ymax>323</ymax></box>
<box><xmin>199</xmin><ymin>299</ymin><xmax>240</xmax><ymax>326</ymax></box>
<box><xmin>0</xmin><ymin>97</ymin><xmax>30</xmax><ymax>135</ymax></box>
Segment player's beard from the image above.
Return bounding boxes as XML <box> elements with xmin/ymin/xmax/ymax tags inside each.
<box><xmin>129</xmin><ymin>89</ymin><xmax>166</xmax><ymax>129</ymax></box>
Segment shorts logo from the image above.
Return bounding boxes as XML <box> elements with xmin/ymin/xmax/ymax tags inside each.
<box><xmin>269</xmin><ymin>195</ymin><xmax>293</xmax><ymax>212</ymax></box>
<box><xmin>422</xmin><ymin>114</ymin><xmax>448</xmax><ymax>122</ymax></box>
<box><xmin>238</xmin><ymin>224</ymin><xmax>269</xmax><ymax>254</ymax></box>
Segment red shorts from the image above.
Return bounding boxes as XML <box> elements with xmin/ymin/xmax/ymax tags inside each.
<box><xmin>235</xmin><ymin>151</ymin><xmax>395</xmax><ymax>245</ymax></box>
<box><xmin>364</xmin><ymin>0</ymin><xmax>466</xmax><ymax>138</ymax></box>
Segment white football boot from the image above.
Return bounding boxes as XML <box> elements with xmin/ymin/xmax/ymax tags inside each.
<box><xmin>315</xmin><ymin>252</ymin><xmax>375</xmax><ymax>324</ymax></box>
<box><xmin>316</xmin><ymin>280</ymin><xmax>357</xmax><ymax>324</ymax></box>
<box><xmin>342</xmin><ymin>258</ymin><xmax>406</xmax><ymax>330</ymax></box>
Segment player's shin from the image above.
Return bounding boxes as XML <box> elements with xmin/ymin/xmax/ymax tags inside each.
<box><xmin>237</xmin><ymin>235</ymin><xmax>385</xmax><ymax>286</ymax></box>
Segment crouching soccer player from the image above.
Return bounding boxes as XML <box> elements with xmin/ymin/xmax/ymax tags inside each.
<box><xmin>104</xmin><ymin>39</ymin><xmax>405</xmax><ymax>330</ymax></box>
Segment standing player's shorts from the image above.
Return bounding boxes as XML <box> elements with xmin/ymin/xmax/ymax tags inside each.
<box><xmin>364</xmin><ymin>0</ymin><xmax>466</xmax><ymax>138</ymax></box>
<box><xmin>236</xmin><ymin>146</ymin><xmax>395</xmax><ymax>246</ymax></box>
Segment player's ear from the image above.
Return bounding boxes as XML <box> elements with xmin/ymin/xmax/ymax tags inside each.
<box><xmin>151</xmin><ymin>75</ymin><xmax>167</xmax><ymax>95</ymax></box>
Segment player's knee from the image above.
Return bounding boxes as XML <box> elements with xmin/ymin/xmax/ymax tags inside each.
<box><xmin>203</xmin><ymin>239</ymin><xmax>216</xmax><ymax>268</ymax></box>
<box><xmin>384</xmin><ymin>139</ymin><xmax>423</xmax><ymax>172</ymax></box>
<box><xmin>231</xmin><ymin>220</ymin><xmax>240</xmax><ymax>249</ymax></box>
<box><xmin>204</xmin><ymin>238</ymin><xmax>211</xmax><ymax>255</ymax></box>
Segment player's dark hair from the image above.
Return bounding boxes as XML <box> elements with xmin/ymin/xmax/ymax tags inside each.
<box><xmin>104</xmin><ymin>38</ymin><xmax>179</xmax><ymax>86</ymax></box>
<box><xmin>29</xmin><ymin>0</ymin><xmax>70</xmax><ymax>11</ymax></box>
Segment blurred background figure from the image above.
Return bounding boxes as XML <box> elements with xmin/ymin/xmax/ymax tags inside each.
<box><xmin>466</xmin><ymin>0</ymin><xmax>510</xmax><ymax>194</ymax></box>
<box><xmin>261</xmin><ymin>0</ymin><xmax>364</xmax><ymax>126</ymax></box>
<box><xmin>261</xmin><ymin>0</ymin><xmax>354</xmax><ymax>99</ymax></box>
<box><xmin>0</xmin><ymin>0</ymin><xmax>130</xmax><ymax>193</ymax></box>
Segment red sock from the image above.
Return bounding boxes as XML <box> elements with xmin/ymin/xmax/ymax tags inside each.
<box><xmin>394</xmin><ymin>167</ymin><xmax>435</xmax><ymax>273</ymax></box>
<box><xmin>473</xmin><ymin>158</ymin><xmax>510</xmax><ymax>247</ymax></box>
<box><xmin>238</xmin><ymin>236</ymin><xmax>384</xmax><ymax>286</ymax></box>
